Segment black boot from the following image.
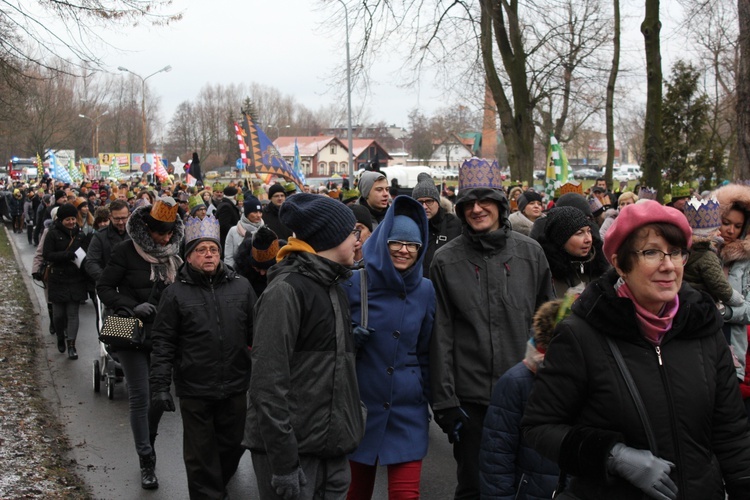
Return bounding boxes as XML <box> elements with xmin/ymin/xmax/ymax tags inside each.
<box><xmin>67</xmin><ymin>340</ymin><xmax>78</xmax><ymax>360</ymax></box>
<box><xmin>138</xmin><ymin>453</ymin><xmax>158</xmax><ymax>489</ymax></box>
<box><xmin>56</xmin><ymin>331</ymin><xmax>66</xmax><ymax>353</ymax></box>
<box><xmin>48</xmin><ymin>304</ymin><xmax>55</xmax><ymax>335</ymax></box>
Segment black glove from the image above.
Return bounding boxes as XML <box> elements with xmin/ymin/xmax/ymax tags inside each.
<box><xmin>65</xmin><ymin>251</ymin><xmax>76</xmax><ymax>261</ymax></box>
<box><xmin>607</xmin><ymin>443</ymin><xmax>677</xmax><ymax>500</ymax></box>
<box><xmin>271</xmin><ymin>467</ymin><xmax>307</xmax><ymax>500</ymax></box>
<box><xmin>352</xmin><ymin>324</ymin><xmax>375</xmax><ymax>349</ymax></box>
<box><xmin>433</xmin><ymin>407</ymin><xmax>469</xmax><ymax>444</ymax></box>
<box><xmin>151</xmin><ymin>391</ymin><xmax>175</xmax><ymax>412</ymax></box>
<box><xmin>133</xmin><ymin>302</ymin><xmax>157</xmax><ymax>318</ymax></box>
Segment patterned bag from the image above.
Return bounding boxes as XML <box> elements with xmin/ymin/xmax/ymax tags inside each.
<box><xmin>99</xmin><ymin>309</ymin><xmax>144</xmax><ymax>349</ymax></box>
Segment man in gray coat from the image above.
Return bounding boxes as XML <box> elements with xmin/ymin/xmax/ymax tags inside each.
<box><xmin>429</xmin><ymin>159</ymin><xmax>554</xmax><ymax>499</ymax></box>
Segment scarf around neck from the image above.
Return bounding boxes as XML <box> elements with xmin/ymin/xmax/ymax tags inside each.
<box><xmin>237</xmin><ymin>216</ymin><xmax>264</xmax><ymax>238</ymax></box>
<box><xmin>132</xmin><ymin>236</ymin><xmax>183</xmax><ymax>285</ymax></box>
<box><xmin>615</xmin><ymin>278</ymin><xmax>679</xmax><ymax>346</ymax></box>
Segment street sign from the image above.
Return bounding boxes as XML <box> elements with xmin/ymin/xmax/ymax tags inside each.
<box><xmin>140</xmin><ymin>162</ymin><xmax>151</xmax><ymax>173</ymax></box>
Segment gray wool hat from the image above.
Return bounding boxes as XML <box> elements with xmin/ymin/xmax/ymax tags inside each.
<box><xmin>359</xmin><ymin>171</ymin><xmax>387</xmax><ymax>200</ymax></box>
<box><xmin>411</xmin><ymin>172</ymin><xmax>440</xmax><ymax>202</ymax></box>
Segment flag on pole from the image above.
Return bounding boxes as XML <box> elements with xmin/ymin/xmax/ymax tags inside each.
<box><xmin>544</xmin><ymin>134</ymin><xmax>570</xmax><ymax>201</ymax></box>
<box><xmin>234</xmin><ymin>122</ymin><xmax>248</xmax><ymax>167</ymax></box>
<box><xmin>293</xmin><ymin>138</ymin><xmax>305</xmax><ymax>185</ymax></box>
<box><xmin>237</xmin><ymin>112</ymin><xmax>305</xmax><ymax>189</ymax></box>
<box><xmin>153</xmin><ymin>153</ymin><xmax>169</xmax><ymax>182</ymax></box>
<box><xmin>49</xmin><ymin>152</ymin><xmax>72</xmax><ymax>183</ymax></box>
<box><xmin>36</xmin><ymin>153</ymin><xmax>44</xmax><ymax>179</ymax></box>
<box><xmin>68</xmin><ymin>157</ymin><xmax>83</xmax><ymax>183</ymax></box>
<box><xmin>186</xmin><ymin>173</ymin><xmax>197</xmax><ymax>187</ymax></box>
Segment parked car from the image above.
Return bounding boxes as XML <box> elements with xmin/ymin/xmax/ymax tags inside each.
<box><xmin>572</xmin><ymin>168</ymin><xmax>601</xmax><ymax>180</ymax></box>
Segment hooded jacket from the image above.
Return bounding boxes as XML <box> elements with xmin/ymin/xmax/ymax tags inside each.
<box><xmin>224</xmin><ymin>216</ymin><xmax>264</xmax><ymax>268</ymax></box>
<box><xmin>344</xmin><ymin>196</ymin><xmax>435</xmax><ymax>466</ymax></box>
<box><xmin>522</xmin><ymin>270</ymin><xmax>750</xmax><ymax>500</ymax></box>
<box><xmin>539</xmin><ymin>237</ymin><xmax>609</xmax><ymax>298</ymax></box>
<box><xmin>243</xmin><ymin>248</ymin><xmax>365</xmax><ymax>475</ymax></box>
<box><xmin>215</xmin><ymin>197</ymin><xmax>240</xmax><ymax>251</ymax></box>
<box><xmin>150</xmin><ymin>262</ymin><xmax>255</xmax><ymax>399</ymax></box>
<box><xmin>429</xmin><ymin>188</ymin><xmax>554</xmax><ymax>410</ymax></box>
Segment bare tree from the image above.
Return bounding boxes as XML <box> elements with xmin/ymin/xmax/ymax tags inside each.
<box><xmin>738</xmin><ymin>0</ymin><xmax>750</xmax><ymax>179</ymax></box>
<box><xmin>604</xmin><ymin>0</ymin><xmax>621</xmax><ymax>185</ymax></box>
<box><xmin>641</xmin><ymin>0</ymin><xmax>665</xmax><ymax>201</ymax></box>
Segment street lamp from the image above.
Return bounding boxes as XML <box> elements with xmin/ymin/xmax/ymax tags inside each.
<box><xmin>336</xmin><ymin>0</ymin><xmax>354</xmax><ymax>180</ymax></box>
<box><xmin>117</xmin><ymin>65</ymin><xmax>172</xmax><ymax>167</ymax></box>
<box><xmin>79</xmin><ymin>110</ymin><xmax>110</xmax><ymax>158</ymax></box>
<box><xmin>272</xmin><ymin>124</ymin><xmax>290</xmax><ymax>140</ymax></box>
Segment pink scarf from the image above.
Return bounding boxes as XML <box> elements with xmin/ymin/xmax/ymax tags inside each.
<box><xmin>615</xmin><ymin>279</ymin><xmax>679</xmax><ymax>346</ymax></box>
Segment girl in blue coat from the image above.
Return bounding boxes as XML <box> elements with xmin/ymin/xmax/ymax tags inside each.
<box><xmin>345</xmin><ymin>195</ymin><xmax>436</xmax><ymax>499</ymax></box>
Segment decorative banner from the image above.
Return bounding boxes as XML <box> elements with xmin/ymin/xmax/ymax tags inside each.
<box><xmin>109</xmin><ymin>156</ymin><xmax>123</xmax><ymax>180</ymax></box>
<box><xmin>234</xmin><ymin>122</ymin><xmax>248</xmax><ymax>166</ymax></box>
<box><xmin>238</xmin><ymin>111</ymin><xmax>304</xmax><ymax>189</ymax></box>
<box><xmin>49</xmin><ymin>151</ymin><xmax>72</xmax><ymax>183</ymax></box>
<box><xmin>68</xmin><ymin>157</ymin><xmax>83</xmax><ymax>183</ymax></box>
<box><xmin>544</xmin><ymin>134</ymin><xmax>571</xmax><ymax>201</ymax></box>
<box><xmin>36</xmin><ymin>153</ymin><xmax>44</xmax><ymax>179</ymax></box>
<box><xmin>153</xmin><ymin>153</ymin><xmax>169</xmax><ymax>181</ymax></box>
<box><xmin>293</xmin><ymin>138</ymin><xmax>305</xmax><ymax>185</ymax></box>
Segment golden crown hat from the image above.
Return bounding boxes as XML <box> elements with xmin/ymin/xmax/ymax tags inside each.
<box><xmin>558</xmin><ymin>181</ymin><xmax>583</xmax><ymax>196</ymax></box>
<box><xmin>670</xmin><ymin>182</ymin><xmax>691</xmax><ymax>199</ymax></box>
<box><xmin>684</xmin><ymin>196</ymin><xmax>721</xmax><ymax>232</ymax></box>
<box><xmin>184</xmin><ymin>215</ymin><xmax>221</xmax><ymax>247</ymax></box>
<box><xmin>149</xmin><ymin>196</ymin><xmax>179</xmax><ymax>222</ymax></box>
<box><xmin>458</xmin><ymin>157</ymin><xmax>503</xmax><ymax>191</ymax></box>
<box><xmin>638</xmin><ymin>186</ymin><xmax>658</xmax><ymax>201</ymax></box>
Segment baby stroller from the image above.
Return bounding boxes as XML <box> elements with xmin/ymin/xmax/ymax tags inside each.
<box><xmin>92</xmin><ymin>295</ymin><xmax>124</xmax><ymax>400</ymax></box>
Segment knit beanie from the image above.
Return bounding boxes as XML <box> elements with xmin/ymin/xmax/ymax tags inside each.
<box><xmin>359</xmin><ymin>171</ymin><xmax>387</xmax><ymax>200</ymax></box>
<box><xmin>517</xmin><ymin>191</ymin><xmax>543</xmax><ymax>214</ymax></box>
<box><xmin>556</xmin><ymin>193</ymin><xmax>593</xmax><ymax>217</ymax></box>
<box><xmin>389</xmin><ymin>215</ymin><xmax>422</xmax><ymax>244</ymax></box>
<box><xmin>280</xmin><ymin>193</ymin><xmax>356</xmax><ymax>251</ymax></box>
<box><xmin>54</xmin><ymin>190</ymin><xmax>66</xmax><ymax>203</ymax></box>
<box><xmin>544</xmin><ymin>206</ymin><xmax>592</xmax><ymax>248</ymax></box>
<box><xmin>411</xmin><ymin>173</ymin><xmax>440</xmax><ymax>202</ymax></box>
<box><xmin>268</xmin><ymin>183</ymin><xmax>286</xmax><ymax>198</ymax></box>
<box><xmin>349</xmin><ymin>204</ymin><xmax>373</xmax><ymax>232</ymax></box>
<box><xmin>56</xmin><ymin>203</ymin><xmax>78</xmax><ymax>221</ymax></box>
<box><xmin>223</xmin><ymin>186</ymin><xmax>238</xmax><ymax>197</ymax></box>
<box><xmin>243</xmin><ymin>196</ymin><xmax>263</xmax><ymax>216</ymax></box>
<box><xmin>249</xmin><ymin>227</ymin><xmax>280</xmax><ymax>269</ymax></box>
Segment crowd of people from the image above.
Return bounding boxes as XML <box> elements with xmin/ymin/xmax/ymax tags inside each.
<box><xmin>2</xmin><ymin>157</ymin><xmax>750</xmax><ymax>500</ymax></box>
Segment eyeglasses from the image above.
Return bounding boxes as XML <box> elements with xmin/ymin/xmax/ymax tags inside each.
<box><xmin>193</xmin><ymin>246</ymin><xmax>219</xmax><ymax>256</ymax></box>
<box><xmin>418</xmin><ymin>198</ymin><xmax>437</xmax><ymax>206</ymax></box>
<box><xmin>111</xmin><ymin>216</ymin><xmax>129</xmax><ymax>222</ymax></box>
<box><xmin>463</xmin><ymin>199</ymin><xmax>495</xmax><ymax>210</ymax></box>
<box><xmin>633</xmin><ymin>249</ymin><xmax>689</xmax><ymax>266</ymax></box>
<box><xmin>351</xmin><ymin>229</ymin><xmax>361</xmax><ymax>241</ymax></box>
<box><xmin>388</xmin><ymin>240</ymin><xmax>421</xmax><ymax>253</ymax></box>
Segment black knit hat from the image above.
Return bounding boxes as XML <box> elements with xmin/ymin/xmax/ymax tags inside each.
<box><xmin>243</xmin><ymin>196</ymin><xmax>263</xmax><ymax>216</ymax></box>
<box><xmin>349</xmin><ymin>204</ymin><xmax>373</xmax><ymax>232</ymax></box>
<box><xmin>517</xmin><ymin>190</ymin><xmax>543</xmax><ymax>214</ymax></box>
<box><xmin>249</xmin><ymin>227</ymin><xmax>280</xmax><ymax>269</ymax></box>
<box><xmin>54</xmin><ymin>190</ymin><xmax>66</xmax><ymax>203</ymax></box>
<box><xmin>268</xmin><ymin>183</ymin><xmax>286</xmax><ymax>198</ymax></box>
<box><xmin>544</xmin><ymin>206</ymin><xmax>592</xmax><ymax>248</ymax></box>
<box><xmin>56</xmin><ymin>203</ymin><xmax>78</xmax><ymax>221</ymax></box>
<box><xmin>280</xmin><ymin>193</ymin><xmax>356</xmax><ymax>251</ymax></box>
<box><xmin>223</xmin><ymin>186</ymin><xmax>238</xmax><ymax>197</ymax></box>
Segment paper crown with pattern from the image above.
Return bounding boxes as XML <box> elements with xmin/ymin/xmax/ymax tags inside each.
<box><xmin>638</xmin><ymin>186</ymin><xmax>658</xmax><ymax>201</ymax></box>
<box><xmin>588</xmin><ymin>195</ymin><xmax>603</xmax><ymax>214</ymax></box>
<box><xmin>684</xmin><ymin>196</ymin><xmax>721</xmax><ymax>233</ymax></box>
<box><xmin>149</xmin><ymin>196</ymin><xmax>179</xmax><ymax>222</ymax></box>
<box><xmin>671</xmin><ymin>182</ymin><xmax>691</xmax><ymax>199</ymax></box>
<box><xmin>458</xmin><ymin>157</ymin><xmax>503</xmax><ymax>191</ymax></box>
<box><xmin>184</xmin><ymin>214</ymin><xmax>221</xmax><ymax>248</ymax></box>
<box><xmin>555</xmin><ymin>181</ymin><xmax>583</xmax><ymax>197</ymax></box>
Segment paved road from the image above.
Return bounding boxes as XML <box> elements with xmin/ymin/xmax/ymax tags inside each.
<box><xmin>7</xmin><ymin>227</ymin><xmax>459</xmax><ymax>499</ymax></box>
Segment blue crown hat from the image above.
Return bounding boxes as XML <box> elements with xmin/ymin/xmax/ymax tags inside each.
<box><xmin>684</xmin><ymin>196</ymin><xmax>721</xmax><ymax>237</ymax></box>
<box><xmin>184</xmin><ymin>214</ymin><xmax>221</xmax><ymax>255</ymax></box>
<box><xmin>458</xmin><ymin>157</ymin><xmax>504</xmax><ymax>191</ymax></box>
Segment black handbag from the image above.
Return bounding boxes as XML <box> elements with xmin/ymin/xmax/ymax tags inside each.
<box><xmin>99</xmin><ymin>308</ymin><xmax>145</xmax><ymax>349</ymax></box>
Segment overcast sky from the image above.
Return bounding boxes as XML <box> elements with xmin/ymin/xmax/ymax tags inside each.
<box><xmin>77</xmin><ymin>0</ymin><xmax>688</xmax><ymax>130</ymax></box>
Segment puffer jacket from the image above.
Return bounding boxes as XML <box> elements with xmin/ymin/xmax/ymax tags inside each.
<box><xmin>344</xmin><ymin>195</ymin><xmax>435</xmax><ymax>466</ymax></box>
<box><xmin>683</xmin><ymin>238</ymin><xmax>735</xmax><ymax>303</ymax></box>
<box><xmin>721</xmin><ymin>237</ymin><xmax>750</xmax><ymax>381</ymax></box>
<box><xmin>522</xmin><ymin>270</ymin><xmax>750</xmax><ymax>500</ymax></box>
<box><xmin>480</xmin><ymin>361</ymin><xmax>559</xmax><ymax>500</ymax></box>
<box><xmin>42</xmin><ymin>220</ymin><xmax>87</xmax><ymax>303</ymax></box>
<box><xmin>150</xmin><ymin>262</ymin><xmax>255</xmax><ymax>399</ymax></box>
<box><xmin>429</xmin><ymin>188</ymin><xmax>555</xmax><ymax>410</ymax></box>
<box><xmin>243</xmin><ymin>248</ymin><xmax>366</xmax><ymax>476</ymax></box>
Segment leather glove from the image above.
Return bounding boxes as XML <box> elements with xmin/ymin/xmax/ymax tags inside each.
<box><xmin>433</xmin><ymin>407</ymin><xmax>469</xmax><ymax>444</ymax></box>
<box><xmin>65</xmin><ymin>251</ymin><xmax>76</xmax><ymax>261</ymax></box>
<box><xmin>151</xmin><ymin>391</ymin><xmax>175</xmax><ymax>412</ymax></box>
<box><xmin>607</xmin><ymin>443</ymin><xmax>677</xmax><ymax>500</ymax></box>
<box><xmin>133</xmin><ymin>302</ymin><xmax>157</xmax><ymax>318</ymax></box>
<box><xmin>352</xmin><ymin>324</ymin><xmax>375</xmax><ymax>349</ymax></box>
<box><xmin>271</xmin><ymin>467</ymin><xmax>307</xmax><ymax>500</ymax></box>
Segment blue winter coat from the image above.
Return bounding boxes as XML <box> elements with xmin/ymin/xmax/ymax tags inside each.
<box><xmin>344</xmin><ymin>195</ymin><xmax>436</xmax><ymax>466</ymax></box>
<box><xmin>480</xmin><ymin>361</ymin><xmax>559</xmax><ymax>500</ymax></box>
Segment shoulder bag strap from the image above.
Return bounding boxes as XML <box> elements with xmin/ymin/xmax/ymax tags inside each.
<box><xmin>605</xmin><ymin>336</ymin><xmax>659</xmax><ymax>454</ymax></box>
<box><xmin>359</xmin><ymin>268</ymin><xmax>368</xmax><ymax>329</ymax></box>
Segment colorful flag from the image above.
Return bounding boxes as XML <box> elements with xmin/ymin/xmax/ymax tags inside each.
<box><xmin>293</xmin><ymin>138</ymin><xmax>305</xmax><ymax>185</ymax></box>
<box><xmin>36</xmin><ymin>153</ymin><xmax>44</xmax><ymax>179</ymax></box>
<box><xmin>68</xmin><ymin>157</ymin><xmax>83</xmax><ymax>183</ymax></box>
<box><xmin>544</xmin><ymin>133</ymin><xmax>570</xmax><ymax>201</ymax></box>
<box><xmin>153</xmin><ymin>153</ymin><xmax>169</xmax><ymax>182</ymax></box>
<box><xmin>234</xmin><ymin>122</ymin><xmax>248</xmax><ymax>167</ymax></box>
<box><xmin>186</xmin><ymin>173</ymin><xmax>197</xmax><ymax>187</ymax></box>
<box><xmin>238</xmin><ymin>112</ymin><xmax>304</xmax><ymax>189</ymax></box>
<box><xmin>49</xmin><ymin>152</ymin><xmax>72</xmax><ymax>183</ymax></box>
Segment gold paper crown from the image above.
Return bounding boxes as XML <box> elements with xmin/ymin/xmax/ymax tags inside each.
<box><xmin>558</xmin><ymin>181</ymin><xmax>583</xmax><ymax>196</ymax></box>
<box><xmin>149</xmin><ymin>197</ymin><xmax>179</xmax><ymax>222</ymax></box>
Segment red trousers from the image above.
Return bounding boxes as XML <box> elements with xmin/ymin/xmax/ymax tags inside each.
<box><xmin>347</xmin><ymin>459</ymin><xmax>422</xmax><ymax>500</ymax></box>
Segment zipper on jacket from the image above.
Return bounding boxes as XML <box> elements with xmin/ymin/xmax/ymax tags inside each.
<box><xmin>655</xmin><ymin>345</ymin><xmax>663</xmax><ymax>366</ymax></box>
<box><xmin>654</xmin><ymin>344</ymin><xmax>686</xmax><ymax>496</ymax></box>
<box><xmin>209</xmin><ymin>281</ymin><xmax>225</xmax><ymax>397</ymax></box>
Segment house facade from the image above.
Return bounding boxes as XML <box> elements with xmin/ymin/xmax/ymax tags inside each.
<box><xmin>273</xmin><ymin>136</ymin><xmax>350</xmax><ymax>177</ymax></box>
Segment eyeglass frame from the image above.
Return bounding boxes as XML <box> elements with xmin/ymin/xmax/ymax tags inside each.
<box><xmin>192</xmin><ymin>245</ymin><xmax>220</xmax><ymax>256</ymax></box>
<box><xmin>632</xmin><ymin>248</ymin><xmax>689</xmax><ymax>266</ymax></box>
<box><xmin>462</xmin><ymin>198</ymin><xmax>496</xmax><ymax>210</ymax></box>
<box><xmin>387</xmin><ymin>240</ymin><xmax>422</xmax><ymax>253</ymax></box>
<box><xmin>351</xmin><ymin>228</ymin><xmax>362</xmax><ymax>242</ymax></box>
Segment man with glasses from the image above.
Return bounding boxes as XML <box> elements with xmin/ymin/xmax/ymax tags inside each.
<box><xmin>85</xmin><ymin>199</ymin><xmax>131</xmax><ymax>284</ymax></box>
<box><xmin>429</xmin><ymin>159</ymin><xmax>554</xmax><ymax>499</ymax></box>
<box><xmin>150</xmin><ymin>214</ymin><xmax>255</xmax><ymax>499</ymax></box>
<box><xmin>412</xmin><ymin>172</ymin><xmax>462</xmax><ymax>274</ymax></box>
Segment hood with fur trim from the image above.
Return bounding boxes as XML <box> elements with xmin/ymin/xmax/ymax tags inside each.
<box><xmin>713</xmin><ymin>183</ymin><xmax>750</xmax><ymax>263</ymax></box>
<box><xmin>126</xmin><ymin>204</ymin><xmax>185</xmax><ymax>250</ymax></box>
<box><xmin>721</xmin><ymin>237</ymin><xmax>750</xmax><ymax>266</ymax></box>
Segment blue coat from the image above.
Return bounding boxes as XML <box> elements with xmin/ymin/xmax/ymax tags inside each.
<box><xmin>480</xmin><ymin>361</ymin><xmax>559</xmax><ymax>500</ymax></box>
<box><xmin>345</xmin><ymin>195</ymin><xmax>436</xmax><ymax>466</ymax></box>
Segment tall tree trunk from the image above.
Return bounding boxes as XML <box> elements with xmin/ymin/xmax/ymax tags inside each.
<box><xmin>641</xmin><ymin>0</ymin><xmax>664</xmax><ymax>202</ymax></box>
<box><xmin>737</xmin><ymin>0</ymin><xmax>750</xmax><ymax>180</ymax></box>
<box><xmin>605</xmin><ymin>0</ymin><xmax>621</xmax><ymax>188</ymax></box>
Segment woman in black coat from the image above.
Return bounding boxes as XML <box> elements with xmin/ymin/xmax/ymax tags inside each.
<box><xmin>42</xmin><ymin>203</ymin><xmax>86</xmax><ymax>359</ymax></box>
<box><xmin>522</xmin><ymin>201</ymin><xmax>750</xmax><ymax>500</ymax></box>
<box><xmin>97</xmin><ymin>197</ymin><xmax>184</xmax><ymax>491</ymax></box>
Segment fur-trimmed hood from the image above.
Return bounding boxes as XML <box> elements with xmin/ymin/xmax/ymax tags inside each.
<box><xmin>126</xmin><ymin>204</ymin><xmax>185</xmax><ymax>250</ymax></box>
<box><xmin>721</xmin><ymin>237</ymin><xmax>750</xmax><ymax>266</ymax></box>
<box><xmin>713</xmin><ymin>183</ymin><xmax>750</xmax><ymax>217</ymax></box>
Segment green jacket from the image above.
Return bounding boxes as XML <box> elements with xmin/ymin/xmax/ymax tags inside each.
<box><xmin>684</xmin><ymin>239</ymin><xmax>734</xmax><ymax>303</ymax></box>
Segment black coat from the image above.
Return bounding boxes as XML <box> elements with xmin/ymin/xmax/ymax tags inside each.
<box><xmin>522</xmin><ymin>270</ymin><xmax>750</xmax><ymax>500</ymax></box>
<box><xmin>422</xmin><ymin>208</ymin><xmax>462</xmax><ymax>276</ymax></box>
<box><xmin>150</xmin><ymin>263</ymin><xmax>255</xmax><ymax>399</ymax></box>
<box><xmin>42</xmin><ymin>221</ymin><xmax>87</xmax><ymax>303</ymax></box>
<box><xmin>84</xmin><ymin>225</ymin><xmax>130</xmax><ymax>283</ymax></box>
<box><xmin>215</xmin><ymin>198</ymin><xmax>240</xmax><ymax>250</ymax></box>
<box><xmin>262</xmin><ymin>202</ymin><xmax>293</xmax><ymax>240</ymax></box>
